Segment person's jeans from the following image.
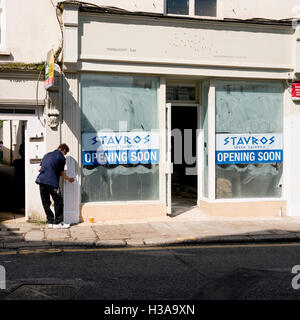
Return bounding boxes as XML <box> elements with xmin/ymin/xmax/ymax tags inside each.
<box><xmin>39</xmin><ymin>184</ymin><xmax>64</xmax><ymax>224</ymax></box>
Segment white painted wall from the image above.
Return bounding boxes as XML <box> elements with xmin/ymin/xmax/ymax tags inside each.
<box><xmin>67</xmin><ymin>0</ymin><xmax>163</xmax><ymax>13</ymax></box>
<box><xmin>0</xmin><ymin>0</ymin><xmax>60</xmax><ymax>221</ymax></box>
<box><xmin>59</xmin><ymin>0</ymin><xmax>300</xmax><ymax>20</ymax></box>
<box><xmin>2</xmin><ymin>0</ymin><xmax>162</xmax><ymax>65</ymax></box>
<box><xmin>3</xmin><ymin>0</ymin><xmax>299</xmax><ymax>66</ymax></box>
<box><xmin>2</xmin><ymin>0</ymin><xmax>61</xmax><ymax>63</ymax></box>
<box><xmin>25</xmin><ymin>117</ymin><xmax>46</xmax><ymax>221</ymax></box>
<box><xmin>64</xmin><ymin>0</ymin><xmax>300</xmax><ymax>19</ymax></box>
<box><xmin>223</xmin><ymin>0</ymin><xmax>300</xmax><ymax>20</ymax></box>
<box><xmin>80</xmin><ymin>14</ymin><xmax>294</xmax><ymax>70</ymax></box>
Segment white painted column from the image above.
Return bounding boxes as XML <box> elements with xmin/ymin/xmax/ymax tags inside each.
<box><xmin>208</xmin><ymin>80</ymin><xmax>216</xmax><ymax>201</ymax></box>
<box><xmin>159</xmin><ymin>77</ymin><xmax>167</xmax><ymax>207</ymax></box>
<box><xmin>286</xmin><ymin>22</ymin><xmax>300</xmax><ymax>216</ymax></box>
<box><xmin>61</xmin><ymin>73</ymin><xmax>80</xmax><ymax>224</ymax></box>
<box><xmin>62</xmin><ymin>2</ymin><xmax>79</xmax><ymax>68</ymax></box>
<box><xmin>296</xmin><ymin>23</ymin><xmax>300</xmax><ymax>76</ymax></box>
<box><xmin>286</xmin><ymin>99</ymin><xmax>300</xmax><ymax>216</ymax></box>
<box><xmin>61</xmin><ymin>3</ymin><xmax>80</xmax><ymax>223</ymax></box>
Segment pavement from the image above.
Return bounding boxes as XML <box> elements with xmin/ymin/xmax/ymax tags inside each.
<box><xmin>2</xmin><ymin>206</ymin><xmax>300</xmax><ymax>250</ymax></box>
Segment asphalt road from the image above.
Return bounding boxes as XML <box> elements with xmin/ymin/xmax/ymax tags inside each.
<box><xmin>1</xmin><ymin>243</ymin><xmax>300</xmax><ymax>300</ymax></box>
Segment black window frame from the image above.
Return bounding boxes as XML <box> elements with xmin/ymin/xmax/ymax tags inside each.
<box><xmin>166</xmin><ymin>0</ymin><xmax>217</xmax><ymax>17</ymax></box>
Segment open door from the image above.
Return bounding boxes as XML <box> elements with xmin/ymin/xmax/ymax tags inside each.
<box><xmin>197</xmin><ymin>113</ymin><xmax>204</xmax><ymax>206</ymax></box>
<box><xmin>166</xmin><ymin>103</ymin><xmax>173</xmax><ymax>215</ymax></box>
<box><xmin>63</xmin><ymin>156</ymin><xmax>79</xmax><ymax>224</ymax></box>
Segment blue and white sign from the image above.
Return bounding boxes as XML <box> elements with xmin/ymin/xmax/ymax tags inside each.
<box><xmin>216</xmin><ymin>133</ymin><xmax>283</xmax><ymax>164</ymax></box>
<box><xmin>82</xmin><ymin>131</ymin><xmax>160</xmax><ymax>165</ymax></box>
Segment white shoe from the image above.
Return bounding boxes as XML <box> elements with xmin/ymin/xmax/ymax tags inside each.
<box><xmin>53</xmin><ymin>222</ymin><xmax>70</xmax><ymax>229</ymax></box>
<box><xmin>48</xmin><ymin>224</ymin><xmax>53</xmax><ymax>229</ymax></box>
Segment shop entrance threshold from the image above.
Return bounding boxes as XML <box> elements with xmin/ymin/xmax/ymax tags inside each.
<box><xmin>170</xmin><ymin>196</ymin><xmax>198</xmax><ymax>217</ymax></box>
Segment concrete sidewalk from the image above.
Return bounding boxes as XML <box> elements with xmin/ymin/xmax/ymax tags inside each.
<box><xmin>1</xmin><ymin>210</ymin><xmax>300</xmax><ymax>250</ymax></box>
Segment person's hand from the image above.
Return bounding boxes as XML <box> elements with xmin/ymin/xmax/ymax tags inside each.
<box><xmin>68</xmin><ymin>177</ymin><xmax>75</xmax><ymax>183</ymax></box>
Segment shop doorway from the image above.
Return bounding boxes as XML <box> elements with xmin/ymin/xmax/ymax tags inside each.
<box><xmin>0</xmin><ymin>119</ymin><xmax>26</xmax><ymax>221</ymax></box>
<box><xmin>171</xmin><ymin>106</ymin><xmax>198</xmax><ymax>215</ymax></box>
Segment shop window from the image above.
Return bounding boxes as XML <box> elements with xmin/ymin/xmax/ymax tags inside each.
<box><xmin>81</xmin><ymin>74</ymin><xmax>160</xmax><ymax>203</ymax></box>
<box><xmin>215</xmin><ymin>81</ymin><xmax>284</xmax><ymax>199</ymax></box>
<box><xmin>166</xmin><ymin>0</ymin><xmax>217</xmax><ymax>17</ymax></box>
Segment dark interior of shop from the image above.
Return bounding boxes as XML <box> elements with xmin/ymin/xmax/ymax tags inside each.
<box><xmin>171</xmin><ymin>106</ymin><xmax>197</xmax><ymax>203</ymax></box>
<box><xmin>0</xmin><ymin>120</ymin><xmax>25</xmax><ymax>222</ymax></box>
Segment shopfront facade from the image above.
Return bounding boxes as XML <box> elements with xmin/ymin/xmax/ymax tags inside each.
<box><xmin>60</xmin><ymin>2</ymin><xmax>299</xmax><ymax>222</ymax></box>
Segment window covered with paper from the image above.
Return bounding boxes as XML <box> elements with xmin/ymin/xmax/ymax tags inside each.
<box><xmin>81</xmin><ymin>74</ymin><xmax>160</xmax><ymax>202</ymax></box>
<box><xmin>215</xmin><ymin>81</ymin><xmax>284</xmax><ymax>199</ymax></box>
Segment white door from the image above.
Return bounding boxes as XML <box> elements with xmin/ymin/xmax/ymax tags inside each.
<box><xmin>63</xmin><ymin>156</ymin><xmax>79</xmax><ymax>224</ymax></box>
<box><xmin>197</xmin><ymin>106</ymin><xmax>203</xmax><ymax>206</ymax></box>
<box><xmin>166</xmin><ymin>103</ymin><xmax>173</xmax><ymax>215</ymax></box>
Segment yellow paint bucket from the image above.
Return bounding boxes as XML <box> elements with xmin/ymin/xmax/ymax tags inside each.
<box><xmin>89</xmin><ymin>217</ymin><xmax>95</xmax><ymax>223</ymax></box>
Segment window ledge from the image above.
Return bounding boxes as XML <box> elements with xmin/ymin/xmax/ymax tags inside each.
<box><xmin>0</xmin><ymin>50</ymin><xmax>11</xmax><ymax>56</ymax></box>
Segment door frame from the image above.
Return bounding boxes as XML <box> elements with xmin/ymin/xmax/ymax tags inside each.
<box><xmin>0</xmin><ymin>108</ymin><xmax>43</xmax><ymax>220</ymax></box>
<box><xmin>166</xmin><ymin>102</ymin><xmax>202</xmax><ymax>215</ymax></box>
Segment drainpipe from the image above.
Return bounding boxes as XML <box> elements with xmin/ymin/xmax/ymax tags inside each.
<box><xmin>295</xmin><ymin>20</ymin><xmax>300</xmax><ymax>79</ymax></box>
